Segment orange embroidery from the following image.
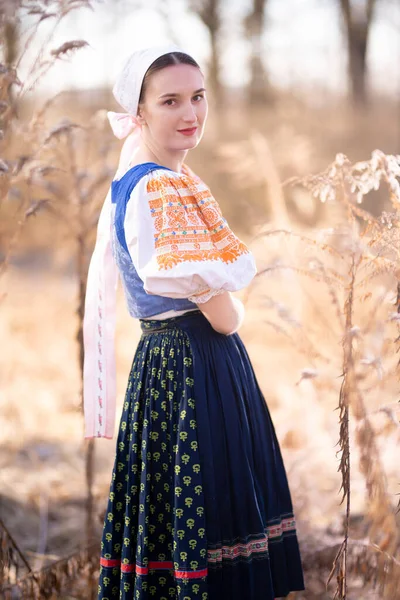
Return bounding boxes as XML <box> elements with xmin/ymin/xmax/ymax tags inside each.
<box><xmin>181</xmin><ymin>163</ymin><xmax>201</xmax><ymax>182</ymax></box>
<box><xmin>147</xmin><ymin>170</ymin><xmax>249</xmax><ymax>270</ymax></box>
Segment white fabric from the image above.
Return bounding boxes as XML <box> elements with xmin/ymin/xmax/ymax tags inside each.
<box><xmin>123</xmin><ymin>169</ymin><xmax>257</xmax><ymax>303</ymax></box>
<box><xmin>83</xmin><ymin>45</ymin><xmax>186</xmax><ymax>440</ymax></box>
<box><xmin>112</xmin><ymin>45</ymin><xmax>182</xmax><ymax>114</ymax></box>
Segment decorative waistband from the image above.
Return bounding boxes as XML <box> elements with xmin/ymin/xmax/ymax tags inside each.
<box><xmin>139</xmin><ymin>309</ymin><xmax>203</xmax><ymax>334</ymax></box>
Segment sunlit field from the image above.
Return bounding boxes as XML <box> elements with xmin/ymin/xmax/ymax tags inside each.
<box><xmin>1</xmin><ymin>2</ymin><xmax>400</xmax><ymax>598</ymax></box>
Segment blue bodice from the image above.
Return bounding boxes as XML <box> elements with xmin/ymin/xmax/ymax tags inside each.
<box><xmin>111</xmin><ymin>162</ymin><xmax>197</xmax><ymax>319</ymax></box>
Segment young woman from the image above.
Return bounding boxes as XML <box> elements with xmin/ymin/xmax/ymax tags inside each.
<box><xmin>83</xmin><ymin>44</ymin><xmax>305</xmax><ymax>600</ymax></box>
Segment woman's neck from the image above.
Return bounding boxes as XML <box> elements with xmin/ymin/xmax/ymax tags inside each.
<box><xmin>130</xmin><ymin>139</ymin><xmax>188</xmax><ymax>174</ymax></box>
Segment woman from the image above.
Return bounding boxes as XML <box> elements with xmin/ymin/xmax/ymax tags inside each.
<box><xmin>84</xmin><ymin>44</ymin><xmax>305</xmax><ymax>600</ymax></box>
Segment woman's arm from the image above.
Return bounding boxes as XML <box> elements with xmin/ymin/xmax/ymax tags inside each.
<box><xmin>196</xmin><ymin>291</ymin><xmax>245</xmax><ymax>335</ymax></box>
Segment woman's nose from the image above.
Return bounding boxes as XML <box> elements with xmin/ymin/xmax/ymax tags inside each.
<box><xmin>182</xmin><ymin>103</ymin><xmax>197</xmax><ymax>123</ymax></box>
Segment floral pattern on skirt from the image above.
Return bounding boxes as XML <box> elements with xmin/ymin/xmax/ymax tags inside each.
<box><xmin>97</xmin><ymin>310</ymin><xmax>305</xmax><ymax>600</ymax></box>
<box><xmin>98</xmin><ymin>326</ymin><xmax>208</xmax><ymax>599</ymax></box>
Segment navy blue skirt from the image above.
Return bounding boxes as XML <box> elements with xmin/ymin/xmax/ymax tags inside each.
<box><xmin>98</xmin><ymin>310</ymin><xmax>304</xmax><ymax>599</ymax></box>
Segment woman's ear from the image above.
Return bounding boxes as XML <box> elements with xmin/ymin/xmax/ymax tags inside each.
<box><xmin>136</xmin><ymin>106</ymin><xmax>146</xmax><ymax>126</ymax></box>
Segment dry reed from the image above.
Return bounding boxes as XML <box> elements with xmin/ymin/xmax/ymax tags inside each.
<box><xmin>1</xmin><ymin>1</ymin><xmax>107</xmax><ymax>598</ymax></box>
<box><xmin>224</xmin><ymin>141</ymin><xmax>400</xmax><ymax>598</ymax></box>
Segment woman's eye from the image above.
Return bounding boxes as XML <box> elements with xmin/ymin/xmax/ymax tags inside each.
<box><xmin>163</xmin><ymin>95</ymin><xmax>204</xmax><ymax>106</ymax></box>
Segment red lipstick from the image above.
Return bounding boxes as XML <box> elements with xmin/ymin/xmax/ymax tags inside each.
<box><xmin>178</xmin><ymin>127</ymin><xmax>198</xmax><ymax>136</ymax></box>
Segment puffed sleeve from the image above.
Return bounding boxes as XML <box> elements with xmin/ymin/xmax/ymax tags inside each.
<box><xmin>123</xmin><ymin>166</ymin><xmax>257</xmax><ymax>303</ymax></box>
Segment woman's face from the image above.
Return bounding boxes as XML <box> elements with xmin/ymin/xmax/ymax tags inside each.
<box><xmin>137</xmin><ymin>63</ymin><xmax>208</xmax><ymax>152</ymax></box>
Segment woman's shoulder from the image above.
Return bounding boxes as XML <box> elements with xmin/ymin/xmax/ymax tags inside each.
<box><xmin>145</xmin><ymin>162</ymin><xmax>204</xmax><ymax>192</ymax></box>
<box><xmin>115</xmin><ymin>162</ymin><xmax>205</xmax><ymax>205</ymax></box>
<box><xmin>181</xmin><ymin>163</ymin><xmax>202</xmax><ymax>182</ymax></box>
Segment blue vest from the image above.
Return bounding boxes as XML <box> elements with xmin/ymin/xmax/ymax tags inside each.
<box><xmin>111</xmin><ymin>162</ymin><xmax>197</xmax><ymax>319</ymax></box>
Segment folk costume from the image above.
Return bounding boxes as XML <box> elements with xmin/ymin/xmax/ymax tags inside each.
<box><xmin>83</xmin><ymin>45</ymin><xmax>305</xmax><ymax>600</ymax></box>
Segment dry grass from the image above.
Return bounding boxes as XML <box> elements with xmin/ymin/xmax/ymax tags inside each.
<box><xmin>1</xmin><ymin>1</ymin><xmax>400</xmax><ymax>599</ymax></box>
<box><xmin>239</xmin><ymin>149</ymin><xmax>400</xmax><ymax>598</ymax></box>
<box><xmin>2</xmin><ymin>199</ymin><xmax>400</xmax><ymax>598</ymax></box>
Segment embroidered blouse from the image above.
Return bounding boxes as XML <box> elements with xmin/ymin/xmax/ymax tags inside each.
<box><xmin>118</xmin><ymin>162</ymin><xmax>257</xmax><ymax>315</ymax></box>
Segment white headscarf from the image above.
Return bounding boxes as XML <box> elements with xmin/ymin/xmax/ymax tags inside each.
<box><xmin>83</xmin><ymin>44</ymin><xmax>187</xmax><ymax>439</ymax></box>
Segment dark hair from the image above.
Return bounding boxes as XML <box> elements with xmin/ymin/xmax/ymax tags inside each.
<box><xmin>138</xmin><ymin>52</ymin><xmax>201</xmax><ymax>106</ymax></box>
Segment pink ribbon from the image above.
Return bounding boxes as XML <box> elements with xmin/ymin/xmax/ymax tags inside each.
<box><xmin>107</xmin><ymin>111</ymin><xmax>140</xmax><ymax>139</ymax></box>
<box><xmin>83</xmin><ymin>186</ymin><xmax>118</xmax><ymax>439</ymax></box>
<box><xmin>83</xmin><ymin>121</ymin><xmax>142</xmax><ymax>439</ymax></box>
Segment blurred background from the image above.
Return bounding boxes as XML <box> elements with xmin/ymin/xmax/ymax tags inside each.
<box><xmin>1</xmin><ymin>1</ymin><xmax>400</xmax><ymax>598</ymax></box>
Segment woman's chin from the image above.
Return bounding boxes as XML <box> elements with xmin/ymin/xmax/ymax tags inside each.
<box><xmin>170</xmin><ymin>133</ymin><xmax>202</xmax><ymax>151</ymax></box>
<box><xmin>182</xmin><ymin>137</ymin><xmax>201</xmax><ymax>150</ymax></box>
<box><xmin>166</xmin><ymin>138</ymin><xmax>201</xmax><ymax>153</ymax></box>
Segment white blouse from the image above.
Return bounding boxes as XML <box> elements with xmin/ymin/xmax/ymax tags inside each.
<box><xmin>122</xmin><ymin>163</ymin><xmax>257</xmax><ymax>319</ymax></box>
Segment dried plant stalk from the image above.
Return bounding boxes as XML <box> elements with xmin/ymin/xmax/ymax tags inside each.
<box><xmin>231</xmin><ymin>142</ymin><xmax>400</xmax><ymax>597</ymax></box>
<box><xmin>1</xmin><ymin>2</ymin><xmax>106</xmax><ymax>598</ymax></box>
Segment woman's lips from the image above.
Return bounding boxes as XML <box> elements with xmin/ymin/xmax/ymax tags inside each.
<box><xmin>178</xmin><ymin>127</ymin><xmax>198</xmax><ymax>136</ymax></box>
